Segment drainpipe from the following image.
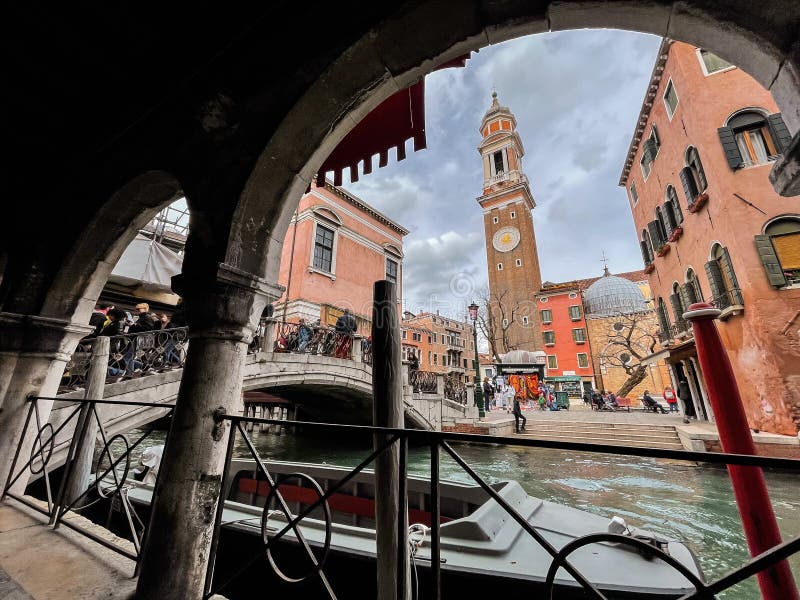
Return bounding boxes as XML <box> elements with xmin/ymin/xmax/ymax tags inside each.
<box><xmin>684</xmin><ymin>302</ymin><xmax>798</xmax><ymax>600</ymax></box>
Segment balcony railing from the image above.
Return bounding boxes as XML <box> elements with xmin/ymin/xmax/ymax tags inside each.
<box><xmin>711</xmin><ymin>288</ymin><xmax>744</xmax><ymax>312</ymax></box>
<box><xmin>409</xmin><ymin>370</ymin><xmax>437</xmax><ymax>394</ymax></box>
<box><xmin>60</xmin><ymin>327</ymin><xmax>189</xmax><ymax>392</ymax></box>
<box><xmin>4</xmin><ymin>396</ymin><xmax>800</xmax><ymax>599</ymax></box>
<box><xmin>658</xmin><ymin>320</ymin><xmax>694</xmax><ymax>344</ymax></box>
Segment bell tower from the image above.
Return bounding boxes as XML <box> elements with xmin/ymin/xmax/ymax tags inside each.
<box><xmin>477</xmin><ymin>92</ymin><xmax>542</xmax><ymax>354</ymax></box>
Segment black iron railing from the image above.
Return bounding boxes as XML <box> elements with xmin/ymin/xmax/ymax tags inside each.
<box><xmin>273</xmin><ymin>321</ymin><xmax>354</xmax><ymax>359</ymax></box>
<box><xmin>5</xmin><ymin>396</ymin><xmax>800</xmax><ymax>599</ymax></box>
<box><xmin>711</xmin><ymin>288</ymin><xmax>744</xmax><ymax>311</ymax></box>
<box><xmin>2</xmin><ymin>396</ymin><xmax>174</xmax><ymax>567</ymax></box>
<box><xmin>443</xmin><ymin>375</ymin><xmax>466</xmax><ymax>404</ymax></box>
<box><xmin>61</xmin><ymin>327</ymin><xmax>188</xmax><ymax>391</ymax></box>
<box><xmin>410</xmin><ymin>370</ymin><xmax>437</xmax><ymax>394</ymax></box>
<box><xmin>659</xmin><ymin>320</ymin><xmax>694</xmax><ymax>343</ymax></box>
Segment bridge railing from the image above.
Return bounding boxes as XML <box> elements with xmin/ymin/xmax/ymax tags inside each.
<box><xmin>272</xmin><ymin>321</ymin><xmax>355</xmax><ymax>360</ymax></box>
<box><xmin>443</xmin><ymin>375</ymin><xmax>467</xmax><ymax>404</ymax></box>
<box><xmin>5</xmin><ymin>396</ymin><xmax>800</xmax><ymax>598</ymax></box>
<box><xmin>409</xmin><ymin>370</ymin><xmax>437</xmax><ymax>394</ymax></box>
<box><xmin>60</xmin><ymin>328</ymin><xmax>189</xmax><ymax>392</ymax></box>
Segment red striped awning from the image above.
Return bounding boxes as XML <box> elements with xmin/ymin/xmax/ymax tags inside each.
<box><xmin>316</xmin><ymin>54</ymin><xmax>469</xmax><ymax>187</ymax></box>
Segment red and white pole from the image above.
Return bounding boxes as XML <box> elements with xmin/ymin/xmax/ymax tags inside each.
<box><xmin>684</xmin><ymin>302</ymin><xmax>798</xmax><ymax>600</ymax></box>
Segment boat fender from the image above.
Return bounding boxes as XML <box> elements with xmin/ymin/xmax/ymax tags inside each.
<box><xmin>607</xmin><ymin>516</ymin><xmax>630</xmax><ymax>535</ymax></box>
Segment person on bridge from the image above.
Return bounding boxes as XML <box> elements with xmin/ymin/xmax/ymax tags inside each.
<box><xmin>297</xmin><ymin>319</ymin><xmax>313</xmax><ymax>352</ymax></box>
<box><xmin>482</xmin><ymin>377</ymin><xmax>494</xmax><ymax>412</ymax></box>
<box><xmin>89</xmin><ymin>302</ymin><xmax>114</xmax><ymax>337</ymax></box>
<box><xmin>335</xmin><ymin>309</ymin><xmax>357</xmax><ymax>334</ymax></box>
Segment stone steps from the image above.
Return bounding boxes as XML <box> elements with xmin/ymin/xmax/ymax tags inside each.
<box><xmin>519</xmin><ymin>432</ymin><xmax>684</xmax><ymax>450</ymax></box>
<box><xmin>514</xmin><ymin>420</ymin><xmax>684</xmax><ymax>450</ymax></box>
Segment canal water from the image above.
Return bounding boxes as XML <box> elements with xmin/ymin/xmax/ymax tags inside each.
<box><xmin>227</xmin><ymin>426</ymin><xmax>800</xmax><ymax>599</ymax></box>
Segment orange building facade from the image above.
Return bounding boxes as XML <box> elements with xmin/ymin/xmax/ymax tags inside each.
<box><xmin>274</xmin><ymin>182</ymin><xmax>408</xmax><ymax>334</ymax></box>
<box><xmin>620</xmin><ymin>41</ymin><xmax>800</xmax><ymax>435</ymax></box>
<box><xmin>401</xmin><ymin>311</ymin><xmax>477</xmax><ymax>382</ymax></box>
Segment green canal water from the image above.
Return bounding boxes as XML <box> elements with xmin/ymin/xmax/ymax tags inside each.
<box><xmin>228</xmin><ymin>427</ymin><xmax>800</xmax><ymax>599</ymax></box>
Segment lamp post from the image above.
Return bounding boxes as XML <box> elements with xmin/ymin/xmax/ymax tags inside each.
<box><xmin>468</xmin><ymin>302</ymin><xmax>485</xmax><ymax>418</ymax></box>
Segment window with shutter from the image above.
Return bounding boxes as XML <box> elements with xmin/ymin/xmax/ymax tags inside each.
<box><xmin>642</xmin><ymin>230</ymin><xmax>655</xmax><ymax>261</ymax></box>
<box><xmin>761</xmin><ymin>217</ymin><xmax>800</xmax><ymax>286</ymax></box>
<box><xmin>704</xmin><ymin>259</ymin><xmax>727</xmax><ymax>308</ymax></box>
<box><xmin>656</xmin><ymin>206</ymin><xmax>671</xmax><ymax>238</ymax></box>
<box><xmin>679</xmin><ymin>284</ymin><xmax>694</xmax><ymax>311</ymax></box>
<box><xmin>640</xmin><ymin>241</ymin><xmax>652</xmax><ymax>267</ymax></box>
<box><xmin>766</xmin><ymin>113</ymin><xmax>793</xmax><ymax>153</ymax></box>
<box><xmin>669</xmin><ymin>292</ymin><xmax>685</xmax><ymax>327</ymax></box>
<box><xmin>754</xmin><ymin>235</ymin><xmax>788</xmax><ymax>287</ymax></box>
<box><xmin>679</xmin><ymin>167</ymin><xmax>699</xmax><ymax>206</ymax></box>
<box><xmin>719</xmin><ymin>247</ymin><xmax>743</xmax><ymax>305</ymax></box>
<box><xmin>717</xmin><ymin>126</ymin><xmax>743</xmax><ymax>170</ymax></box>
<box><xmin>647</xmin><ymin>221</ymin><xmax>664</xmax><ymax>250</ymax></box>
<box><xmin>657</xmin><ymin>298</ymin><xmax>671</xmax><ymax>339</ymax></box>
<box><xmin>687</xmin><ymin>147</ymin><xmax>707</xmax><ymax>191</ymax></box>
<box><xmin>686</xmin><ymin>269</ymin><xmax>703</xmax><ymax>302</ymax></box>
<box><xmin>667</xmin><ymin>185</ymin><xmax>684</xmax><ymax>224</ymax></box>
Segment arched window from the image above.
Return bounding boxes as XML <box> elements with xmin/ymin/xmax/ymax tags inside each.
<box><xmin>755</xmin><ymin>217</ymin><xmax>800</xmax><ymax>287</ymax></box>
<box><xmin>655</xmin><ymin>206</ymin><xmax>669</xmax><ymax>241</ymax></box>
<box><xmin>669</xmin><ymin>282</ymin><xmax>687</xmax><ymax>330</ymax></box>
<box><xmin>686</xmin><ymin>268</ymin><xmax>703</xmax><ymax>303</ymax></box>
<box><xmin>706</xmin><ymin>244</ymin><xmax>743</xmax><ymax>309</ymax></box>
<box><xmin>641</xmin><ymin>229</ymin><xmax>654</xmax><ymax>266</ymax></box>
<box><xmin>680</xmin><ymin>147</ymin><xmax>707</xmax><ymax>207</ymax></box>
<box><xmin>664</xmin><ymin>185</ymin><xmax>683</xmax><ymax>232</ymax></box>
<box><xmin>718</xmin><ymin>111</ymin><xmax>792</xmax><ymax>170</ymax></box>
<box><xmin>657</xmin><ymin>297</ymin><xmax>671</xmax><ymax>341</ymax></box>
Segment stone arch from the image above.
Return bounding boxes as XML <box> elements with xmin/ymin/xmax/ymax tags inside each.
<box><xmin>40</xmin><ymin>170</ymin><xmax>184</xmax><ymax>325</ymax></box>
<box><xmin>222</xmin><ymin>2</ymin><xmax>800</xmax><ymax>289</ymax></box>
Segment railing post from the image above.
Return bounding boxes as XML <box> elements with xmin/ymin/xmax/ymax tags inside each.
<box><xmin>63</xmin><ymin>336</ymin><xmax>109</xmax><ymax>508</ymax></box>
<box><xmin>436</xmin><ymin>374</ymin><xmax>445</xmax><ymax>396</ymax></box>
<box><xmin>371</xmin><ymin>280</ymin><xmax>410</xmax><ymax>600</ymax></box>
<box><xmin>684</xmin><ymin>302</ymin><xmax>798</xmax><ymax>600</ymax></box>
<box><xmin>352</xmin><ymin>335</ymin><xmax>363</xmax><ymax>363</ymax></box>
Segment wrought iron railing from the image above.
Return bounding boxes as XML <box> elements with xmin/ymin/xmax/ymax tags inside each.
<box><xmin>711</xmin><ymin>288</ymin><xmax>744</xmax><ymax>311</ymax></box>
<box><xmin>4</xmin><ymin>396</ymin><xmax>800</xmax><ymax>599</ymax></box>
<box><xmin>443</xmin><ymin>375</ymin><xmax>466</xmax><ymax>404</ymax></box>
<box><xmin>409</xmin><ymin>370</ymin><xmax>437</xmax><ymax>394</ymax></box>
<box><xmin>2</xmin><ymin>396</ymin><xmax>174</xmax><ymax>567</ymax></box>
<box><xmin>61</xmin><ymin>328</ymin><xmax>189</xmax><ymax>391</ymax></box>
<box><xmin>273</xmin><ymin>321</ymin><xmax>354</xmax><ymax>359</ymax></box>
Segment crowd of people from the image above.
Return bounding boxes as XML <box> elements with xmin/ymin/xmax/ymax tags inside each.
<box><xmin>88</xmin><ymin>301</ymin><xmax>185</xmax><ymax>338</ymax></box>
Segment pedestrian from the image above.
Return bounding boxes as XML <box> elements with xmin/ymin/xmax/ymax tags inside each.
<box><xmin>297</xmin><ymin>318</ymin><xmax>313</xmax><ymax>352</ymax></box>
<box><xmin>99</xmin><ymin>308</ymin><xmax>126</xmax><ymax>337</ymax></box>
<box><xmin>89</xmin><ymin>302</ymin><xmax>114</xmax><ymax>337</ymax></box>
<box><xmin>335</xmin><ymin>308</ymin><xmax>357</xmax><ymax>334</ymax></box>
<box><xmin>664</xmin><ymin>386</ymin><xmax>679</xmax><ymax>413</ymax></box>
<box><xmin>678</xmin><ymin>379</ymin><xmax>694</xmax><ymax>419</ymax></box>
<box><xmin>512</xmin><ymin>392</ymin><xmax>527</xmax><ymax>433</ymax></box>
<box><xmin>482</xmin><ymin>377</ymin><xmax>494</xmax><ymax>412</ymax></box>
<box><xmin>129</xmin><ymin>303</ymin><xmax>156</xmax><ymax>333</ymax></box>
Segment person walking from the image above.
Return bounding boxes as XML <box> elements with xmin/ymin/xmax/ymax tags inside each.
<box><xmin>512</xmin><ymin>392</ymin><xmax>527</xmax><ymax>433</ymax></box>
<box><xmin>482</xmin><ymin>377</ymin><xmax>494</xmax><ymax>412</ymax></box>
<box><xmin>89</xmin><ymin>302</ymin><xmax>114</xmax><ymax>337</ymax></box>
<box><xmin>677</xmin><ymin>379</ymin><xmax>695</xmax><ymax>419</ymax></box>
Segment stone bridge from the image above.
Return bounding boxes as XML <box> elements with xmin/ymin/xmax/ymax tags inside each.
<box><xmin>46</xmin><ymin>350</ymin><xmax>478</xmax><ymax>471</ymax></box>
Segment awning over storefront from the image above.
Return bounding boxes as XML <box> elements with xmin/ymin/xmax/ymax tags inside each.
<box><xmin>642</xmin><ymin>337</ymin><xmax>697</xmax><ymax>366</ymax></box>
<box><xmin>316</xmin><ymin>55</ymin><xmax>469</xmax><ymax>187</ymax></box>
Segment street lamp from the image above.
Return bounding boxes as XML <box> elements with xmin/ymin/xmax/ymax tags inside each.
<box><xmin>468</xmin><ymin>301</ymin><xmax>485</xmax><ymax>418</ymax></box>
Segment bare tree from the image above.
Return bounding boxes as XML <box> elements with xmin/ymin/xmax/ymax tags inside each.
<box><xmin>593</xmin><ymin>310</ymin><xmax>659</xmax><ymax>397</ymax></box>
<box><xmin>474</xmin><ymin>287</ymin><xmax>520</xmax><ymax>362</ymax></box>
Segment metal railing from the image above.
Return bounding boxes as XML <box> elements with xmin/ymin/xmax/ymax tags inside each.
<box><xmin>273</xmin><ymin>321</ymin><xmax>354</xmax><ymax>359</ymax></box>
<box><xmin>4</xmin><ymin>397</ymin><xmax>800</xmax><ymax>599</ymax></box>
<box><xmin>443</xmin><ymin>375</ymin><xmax>466</xmax><ymax>404</ymax></box>
<box><xmin>659</xmin><ymin>320</ymin><xmax>694</xmax><ymax>343</ymax></box>
<box><xmin>409</xmin><ymin>370</ymin><xmax>437</xmax><ymax>394</ymax></box>
<box><xmin>60</xmin><ymin>328</ymin><xmax>188</xmax><ymax>391</ymax></box>
<box><xmin>711</xmin><ymin>288</ymin><xmax>744</xmax><ymax>311</ymax></box>
<box><xmin>2</xmin><ymin>396</ymin><xmax>174</xmax><ymax>567</ymax></box>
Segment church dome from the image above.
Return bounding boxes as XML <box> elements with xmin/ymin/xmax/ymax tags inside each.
<box><xmin>584</xmin><ymin>269</ymin><xmax>648</xmax><ymax>317</ymax></box>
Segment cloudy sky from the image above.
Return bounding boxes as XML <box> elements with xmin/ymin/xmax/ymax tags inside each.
<box><xmin>347</xmin><ymin>29</ymin><xmax>662</xmax><ymax>320</ymax></box>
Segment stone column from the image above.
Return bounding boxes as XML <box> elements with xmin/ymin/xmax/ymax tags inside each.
<box><xmin>0</xmin><ymin>313</ymin><xmax>93</xmax><ymax>493</ymax></box>
<box><xmin>135</xmin><ymin>263</ymin><xmax>281</xmax><ymax>600</ymax></box>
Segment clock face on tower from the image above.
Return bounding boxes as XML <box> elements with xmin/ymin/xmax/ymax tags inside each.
<box><xmin>492</xmin><ymin>226</ymin><xmax>521</xmax><ymax>253</ymax></box>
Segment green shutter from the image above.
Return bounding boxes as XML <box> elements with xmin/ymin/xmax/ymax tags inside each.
<box><xmin>669</xmin><ymin>293</ymin><xmax>685</xmax><ymax>325</ymax></box>
<box><xmin>754</xmin><ymin>234</ymin><xmax>788</xmax><ymax>287</ymax></box>
<box><xmin>648</xmin><ymin>220</ymin><xmax>664</xmax><ymax>249</ymax></box>
<box><xmin>640</xmin><ymin>241</ymin><xmax>652</xmax><ymax>266</ymax></box>
<box><xmin>720</xmin><ymin>247</ymin><xmax>743</xmax><ymax>305</ymax></box>
<box><xmin>657</xmin><ymin>301</ymin><xmax>671</xmax><ymax>338</ymax></box>
<box><xmin>694</xmin><ymin>151</ymin><xmax>708</xmax><ymax>191</ymax></box>
<box><xmin>705</xmin><ymin>260</ymin><xmax>727</xmax><ymax>308</ymax></box>
<box><xmin>766</xmin><ymin>113</ymin><xmax>793</xmax><ymax>153</ymax></box>
<box><xmin>679</xmin><ymin>284</ymin><xmax>694</xmax><ymax>311</ymax></box>
<box><xmin>717</xmin><ymin>127</ymin><xmax>743</xmax><ymax>170</ymax></box>
<box><xmin>679</xmin><ymin>167</ymin><xmax>698</xmax><ymax>205</ymax></box>
<box><xmin>659</xmin><ymin>206</ymin><xmax>673</xmax><ymax>237</ymax></box>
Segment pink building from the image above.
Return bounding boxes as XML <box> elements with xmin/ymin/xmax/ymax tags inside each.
<box><xmin>620</xmin><ymin>41</ymin><xmax>800</xmax><ymax>435</ymax></box>
<box><xmin>275</xmin><ymin>182</ymin><xmax>408</xmax><ymax>333</ymax></box>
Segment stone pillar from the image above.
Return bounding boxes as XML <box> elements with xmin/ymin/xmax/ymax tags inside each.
<box><xmin>352</xmin><ymin>335</ymin><xmax>363</xmax><ymax>363</ymax></box>
<box><xmin>135</xmin><ymin>263</ymin><xmax>281</xmax><ymax>600</ymax></box>
<box><xmin>0</xmin><ymin>313</ymin><xmax>93</xmax><ymax>493</ymax></box>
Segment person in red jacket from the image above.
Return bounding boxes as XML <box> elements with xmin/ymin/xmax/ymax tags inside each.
<box><xmin>664</xmin><ymin>386</ymin><xmax>679</xmax><ymax>413</ymax></box>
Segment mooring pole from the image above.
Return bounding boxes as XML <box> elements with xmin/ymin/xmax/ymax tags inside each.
<box><xmin>372</xmin><ymin>280</ymin><xmax>410</xmax><ymax>600</ymax></box>
<box><xmin>63</xmin><ymin>335</ymin><xmax>109</xmax><ymax>508</ymax></box>
<box><xmin>685</xmin><ymin>303</ymin><xmax>798</xmax><ymax>600</ymax></box>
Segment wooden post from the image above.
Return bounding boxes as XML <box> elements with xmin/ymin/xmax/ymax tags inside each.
<box><xmin>372</xmin><ymin>280</ymin><xmax>410</xmax><ymax>600</ymax></box>
<box><xmin>63</xmin><ymin>336</ymin><xmax>108</xmax><ymax>508</ymax></box>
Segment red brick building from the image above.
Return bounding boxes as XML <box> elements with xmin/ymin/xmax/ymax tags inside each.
<box><xmin>620</xmin><ymin>41</ymin><xmax>800</xmax><ymax>435</ymax></box>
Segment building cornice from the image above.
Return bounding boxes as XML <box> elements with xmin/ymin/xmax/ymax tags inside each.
<box><xmin>322</xmin><ymin>180</ymin><xmax>409</xmax><ymax>236</ymax></box>
<box><xmin>618</xmin><ymin>38</ymin><xmax>673</xmax><ymax>186</ymax></box>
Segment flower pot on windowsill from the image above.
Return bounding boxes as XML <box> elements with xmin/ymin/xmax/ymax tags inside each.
<box><xmin>656</xmin><ymin>243</ymin><xmax>671</xmax><ymax>257</ymax></box>
<box><xmin>644</xmin><ymin>263</ymin><xmax>655</xmax><ymax>274</ymax></box>
<box><xmin>688</xmin><ymin>193</ymin><xmax>709</xmax><ymax>213</ymax></box>
<box><xmin>668</xmin><ymin>226</ymin><xmax>684</xmax><ymax>243</ymax></box>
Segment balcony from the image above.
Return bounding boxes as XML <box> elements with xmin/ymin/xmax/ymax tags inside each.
<box><xmin>711</xmin><ymin>289</ymin><xmax>744</xmax><ymax>320</ymax></box>
<box><xmin>483</xmin><ymin>169</ymin><xmax>528</xmax><ymax>189</ymax></box>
